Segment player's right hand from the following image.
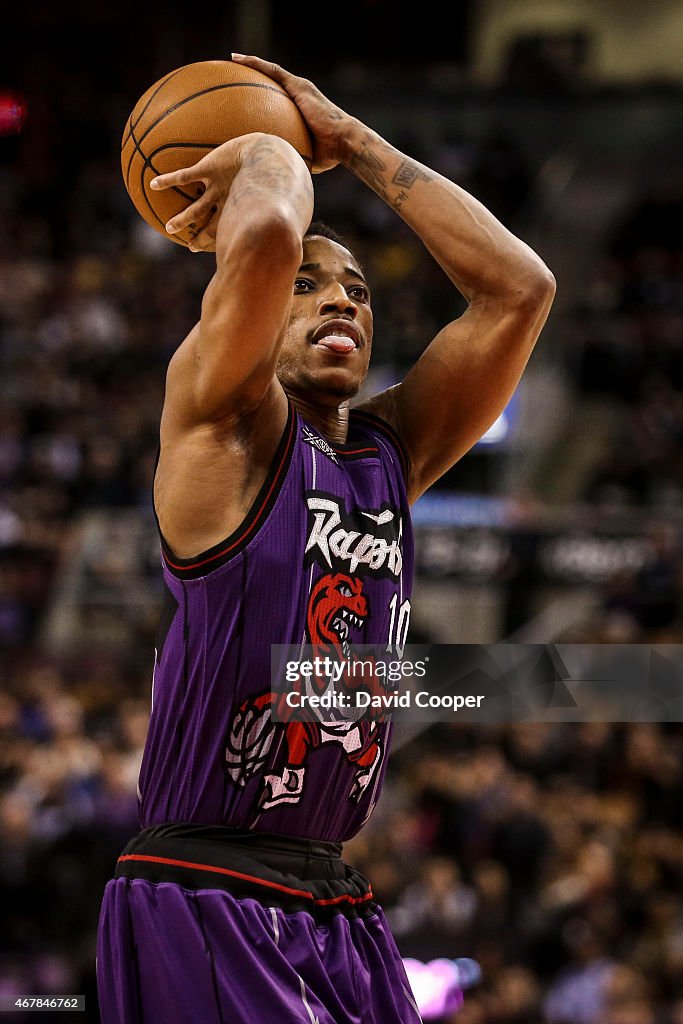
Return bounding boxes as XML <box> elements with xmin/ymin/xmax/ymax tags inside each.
<box><xmin>231</xmin><ymin>54</ymin><xmax>358</xmax><ymax>174</ymax></box>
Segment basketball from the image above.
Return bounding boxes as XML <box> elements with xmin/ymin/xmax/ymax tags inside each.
<box><xmin>121</xmin><ymin>60</ymin><xmax>314</xmax><ymax>247</ymax></box>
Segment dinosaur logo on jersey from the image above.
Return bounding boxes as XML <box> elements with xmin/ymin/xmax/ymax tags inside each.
<box><xmin>224</xmin><ymin>490</ymin><xmax>404</xmax><ymax>815</ymax></box>
<box><xmin>305</xmin><ymin>491</ymin><xmax>402</xmax><ymax>579</ymax></box>
<box><xmin>307</xmin><ymin>572</ymin><xmax>368</xmax><ymax>659</ymax></box>
<box><xmin>225</xmin><ymin>693</ymin><xmax>384</xmax><ymax>812</ymax></box>
<box><xmin>225</xmin><ymin>570</ymin><xmax>386</xmax><ymax>813</ymax></box>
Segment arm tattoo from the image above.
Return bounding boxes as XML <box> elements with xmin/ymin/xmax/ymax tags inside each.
<box><xmin>227</xmin><ymin>138</ymin><xmax>303</xmax><ymax>208</ymax></box>
<box><xmin>349</xmin><ymin>144</ymin><xmax>389</xmax><ymax>202</ymax></box>
<box><xmin>392</xmin><ymin>161</ymin><xmax>431</xmax><ymax>189</ymax></box>
<box><xmin>350</xmin><ymin>141</ymin><xmax>433</xmax><ymax>212</ymax></box>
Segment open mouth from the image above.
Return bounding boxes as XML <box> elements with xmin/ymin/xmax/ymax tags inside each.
<box><xmin>331</xmin><ymin>608</ymin><xmax>365</xmax><ymax>657</ymax></box>
<box><xmin>317</xmin><ymin>336</ymin><xmax>356</xmax><ymax>354</ymax></box>
<box><xmin>312</xmin><ymin>319</ymin><xmax>361</xmax><ymax>354</ymax></box>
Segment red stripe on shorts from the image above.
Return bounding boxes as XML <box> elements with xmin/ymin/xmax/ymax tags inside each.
<box><xmin>117</xmin><ymin>853</ymin><xmax>375</xmax><ymax>906</ymax></box>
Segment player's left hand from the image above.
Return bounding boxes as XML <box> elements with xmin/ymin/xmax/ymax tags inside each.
<box><xmin>231</xmin><ymin>54</ymin><xmax>358</xmax><ymax>174</ymax></box>
<box><xmin>150</xmin><ymin>133</ymin><xmax>273</xmax><ymax>252</ymax></box>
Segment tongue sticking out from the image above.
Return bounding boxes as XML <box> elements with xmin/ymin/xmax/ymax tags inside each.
<box><xmin>316</xmin><ymin>335</ymin><xmax>356</xmax><ymax>354</ymax></box>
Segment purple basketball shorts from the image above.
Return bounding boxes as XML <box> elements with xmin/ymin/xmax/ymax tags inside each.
<box><xmin>96</xmin><ymin>824</ymin><xmax>422</xmax><ymax>1023</ymax></box>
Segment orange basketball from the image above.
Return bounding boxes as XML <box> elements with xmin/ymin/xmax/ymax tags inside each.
<box><xmin>121</xmin><ymin>60</ymin><xmax>313</xmax><ymax>248</ymax></box>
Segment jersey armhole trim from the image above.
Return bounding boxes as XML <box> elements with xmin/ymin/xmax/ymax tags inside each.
<box><xmin>349</xmin><ymin>409</ymin><xmax>411</xmax><ymax>483</ymax></box>
<box><xmin>155</xmin><ymin>402</ymin><xmax>297</xmax><ymax>580</ymax></box>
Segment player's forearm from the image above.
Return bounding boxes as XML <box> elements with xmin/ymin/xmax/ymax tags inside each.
<box><xmin>340</xmin><ymin>123</ymin><xmax>554</xmax><ymax>304</ymax></box>
<box><xmin>214</xmin><ymin>133</ymin><xmax>314</xmax><ymax>268</ymax></box>
<box><xmin>193</xmin><ymin>136</ymin><xmax>313</xmax><ymax>416</ymax></box>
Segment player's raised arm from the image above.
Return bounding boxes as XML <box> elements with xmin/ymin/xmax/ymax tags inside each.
<box><xmin>232</xmin><ymin>56</ymin><xmax>555</xmax><ymax>503</ymax></box>
<box><xmin>151</xmin><ymin>132</ymin><xmax>314</xmax><ymax>422</ymax></box>
<box><xmin>342</xmin><ymin>131</ymin><xmax>555</xmax><ymax>502</ymax></box>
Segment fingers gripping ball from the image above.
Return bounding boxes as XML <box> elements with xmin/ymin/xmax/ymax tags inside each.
<box><xmin>121</xmin><ymin>60</ymin><xmax>313</xmax><ymax>248</ymax></box>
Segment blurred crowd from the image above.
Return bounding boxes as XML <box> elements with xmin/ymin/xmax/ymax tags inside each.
<box><xmin>353</xmin><ymin>720</ymin><xmax>683</xmax><ymax>1024</ymax></box>
<box><xmin>575</xmin><ymin>178</ymin><xmax>683</xmax><ymax>512</ymax></box>
<box><xmin>565</xmin><ymin>170</ymin><xmax>683</xmax><ymax>646</ymax></box>
<box><xmin>0</xmin><ymin>655</ymin><xmax>147</xmax><ymax>1013</ymax></box>
<box><xmin>2</xmin><ymin>46</ymin><xmax>683</xmax><ymax>1024</ymax></box>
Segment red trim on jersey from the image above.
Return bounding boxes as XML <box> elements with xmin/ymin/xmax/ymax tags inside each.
<box><xmin>117</xmin><ymin>852</ymin><xmax>374</xmax><ymax>905</ymax></box>
<box><xmin>336</xmin><ymin>446</ymin><xmax>377</xmax><ymax>456</ymax></box>
<box><xmin>350</xmin><ymin>410</ymin><xmax>410</xmax><ymax>481</ymax></box>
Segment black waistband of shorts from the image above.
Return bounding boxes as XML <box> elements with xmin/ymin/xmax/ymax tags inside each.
<box><xmin>115</xmin><ymin>823</ymin><xmax>376</xmax><ymax>920</ymax></box>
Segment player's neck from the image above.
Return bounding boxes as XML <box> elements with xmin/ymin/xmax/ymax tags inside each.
<box><xmin>287</xmin><ymin>394</ymin><xmax>350</xmax><ymax>445</ymax></box>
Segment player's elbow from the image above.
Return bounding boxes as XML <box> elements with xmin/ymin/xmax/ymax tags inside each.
<box><xmin>220</xmin><ymin>205</ymin><xmax>306</xmax><ymax>271</ymax></box>
<box><xmin>481</xmin><ymin>261</ymin><xmax>556</xmax><ymax>355</ymax></box>
<box><xmin>246</xmin><ymin>207</ymin><xmax>305</xmax><ymax>257</ymax></box>
<box><xmin>534</xmin><ymin>263</ymin><xmax>557</xmax><ymax>303</ymax></box>
<box><xmin>503</xmin><ymin>260</ymin><xmax>556</xmax><ymax>317</ymax></box>
<box><xmin>522</xmin><ymin>261</ymin><xmax>556</xmax><ymax>305</ymax></box>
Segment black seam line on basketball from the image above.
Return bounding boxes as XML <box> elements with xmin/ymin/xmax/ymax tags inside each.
<box><xmin>123</xmin><ymin>84</ymin><xmax>312</xmax><ymax>218</ymax></box>
<box><xmin>129</xmin><ymin>123</ymin><xmax>196</xmax><ymax>236</ymax></box>
<box><xmin>129</xmin><ymin>81</ymin><xmax>307</xmax><ymax>167</ymax></box>
<box><xmin>127</xmin><ymin>119</ymin><xmax>195</xmax><ymax>206</ymax></box>
<box><xmin>129</xmin><ymin>121</ymin><xmax>195</xmax><ymax>203</ymax></box>
<box><xmin>121</xmin><ymin>66</ymin><xmax>187</xmax><ymax>151</ymax></box>
<box><xmin>148</xmin><ymin>140</ymin><xmax>313</xmax><ymax>169</ymax></box>
<box><xmin>126</xmin><ymin>116</ymin><xmax>196</xmax><ymax>201</ymax></box>
<box><xmin>124</xmin><ymin>78</ymin><xmax>312</xmax><ymax>199</ymax></box>
<box><xmin>138</xmin><ymin>151</ymin><xmax>194</xmax><ymax>233</ymax></box>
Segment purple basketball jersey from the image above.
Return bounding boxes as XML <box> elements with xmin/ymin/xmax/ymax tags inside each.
<box><xmin>137</xmin><ymin>403</ymin><xmax>414</xmax><ymax>841</ymax></box>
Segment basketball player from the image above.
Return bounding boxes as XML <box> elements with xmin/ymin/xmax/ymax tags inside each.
<box><xmin>96</xmin><ymin>54</ymin><xmax>555</xmax><ymax>1023</ymax></box>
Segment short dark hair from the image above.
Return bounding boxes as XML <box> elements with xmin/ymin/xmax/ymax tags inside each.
<box><xmin>304</xmin><ymin>220</ymin><xmax>362</xmax><ymax>272</ymax></box>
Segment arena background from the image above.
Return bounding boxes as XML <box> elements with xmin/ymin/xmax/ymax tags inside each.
<box><xmin>1</xmin><ymin>2</ymin><xmax>683</xmax><ymax>1021</ymax></box>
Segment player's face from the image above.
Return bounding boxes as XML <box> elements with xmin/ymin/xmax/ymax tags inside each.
<box><xmin>276</xmin><ymin>236</ymin><xmax>373</xmax><ymax>404</ymax></box>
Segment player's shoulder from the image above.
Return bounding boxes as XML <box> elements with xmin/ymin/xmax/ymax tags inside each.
<box><xmin>352</xmin><ymin>385</ymin><xmax>395</xmax><ymax>426</ymax></box>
